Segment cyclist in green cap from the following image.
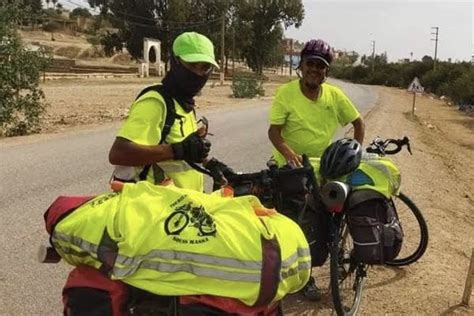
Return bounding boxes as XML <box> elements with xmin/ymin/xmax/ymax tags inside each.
<box><xmin>109</xmin><ymin>32</ymin><xmax>219</xmax><ymax>192</ymax></box>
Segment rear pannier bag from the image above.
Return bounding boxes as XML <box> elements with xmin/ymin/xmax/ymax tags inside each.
<box><xmin>63</xmin><ymin>266</ymin><xmax>130</xmax><ymax>316</ymax></box>
<box><xmin>62</xmin><ymin>267</ymin><xmax>283</xmax><ymax>316</ymax></box>
<box><xmin>346</xmin><ymin>190</ymin><xmax>403</xmax><ymax>264</ymax></box>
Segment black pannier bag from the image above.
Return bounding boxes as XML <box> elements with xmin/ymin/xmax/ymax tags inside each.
<box><xmin>272</xmin><ymin>162</ymin><xmax>330</xmax><ymax>267</ymax></box>
<box><xmin>346</xmin><ymin>190</ymin><xmax>403</xmax><ymax>264</ymax></box>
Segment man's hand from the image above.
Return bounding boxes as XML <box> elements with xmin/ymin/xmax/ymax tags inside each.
<box><xmin>268</xmin><ymin>124</ymin><xmax>303</xmax><ymax>168</ymax></box>
<box><xmin>171</xmin><ymin>132</ymin><xmax>211</xmax><ymax>163</ymax></box>
<box><xmin>284</xmin><ymin>150</ymin><xmax>303</xmax><ymax>168</ymax></box>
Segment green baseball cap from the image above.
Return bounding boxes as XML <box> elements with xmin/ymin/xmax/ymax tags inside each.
<box><xmin>173</xmin><ymin>32</ymin><xmax>220</xmax><ymax>69</ymax></box>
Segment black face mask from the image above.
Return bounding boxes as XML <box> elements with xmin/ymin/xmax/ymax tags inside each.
<box><xmin>162</xmin><ymin>56</ymin><xmax>210</xmax><ymax>112</ymax></box>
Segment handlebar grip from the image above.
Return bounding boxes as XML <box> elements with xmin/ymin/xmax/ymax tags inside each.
<box><xmin>38</xmin><ymin>245</ymin><xmax>61</xmax><ymax>263</ymax></box>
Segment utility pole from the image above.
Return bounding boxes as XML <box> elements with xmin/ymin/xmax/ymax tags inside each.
<box><xmin>370</xmin><ymin>41</ymin><xmax>376</xmax><ymax>72</ymax></box>
<box><xmin>289</xmin><ymin>39</ymin><xmax>293</xmax><ymax>77</ymax></box>
<box><xmin>220</xmin><ymin>11</ymin><xmax>225</xmax><ymax>85</ymax></box>
<box><xmin>431</xmin><ymin>26</ymin><xmax>439</xmax><ymax>70</ymax></box>
<box><xmin>231</xmin><ymin>26</ymin><xmax>235</xmax><ymax>78</ymax></box>
<box><xmin>371</xmin><ymin>40</ymin><xmax>375</xmax><ymax>73</ymax></box>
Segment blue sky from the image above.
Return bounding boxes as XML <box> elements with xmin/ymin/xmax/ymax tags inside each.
<box><xmin>285</xmin><ymin>0</ymin><xmax>473</xmax><ymax>62</ymax></box>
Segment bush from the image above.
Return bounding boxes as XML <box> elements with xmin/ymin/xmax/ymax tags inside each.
<box><xmin>231</xmin><ymin>73</ymin><xmax>265</xmax><ymax>98</ymax></box>
<box><xmin>331</xmin><ymin>57</ymin><xmax>472</xmax><ymax>109</ymax></box>
<box><xmin>54</xmin><ymin>46</ymin><xmax>81</xmax><ymax>58</ymax></box>
<box><xmin>0</xmin><ymin>2</ymin><xmax>51</xmax><ymax>136</ymax></box>
<box><xmin>70</xmin><ymin>7</ymin><xmax>91</xmax><ymax>19</ymax></box>
<box><xmin>447</xmin><ymin>69</ymin><xmax>474</xmax><ymax>105</ymax></box>
<box><xmin>77</xmin><ymin>46</ymin><xmax>105</xmax><ymax>59</ymax></box>
<box><xmin>42</xmin><ymin>21</ymin><xmax>61</xmax><ymax>32</ymax></box>
<box><xmin>86</xmin><ymin>35</ymin><xmax>100</xmax><ymax>46</ymax></box>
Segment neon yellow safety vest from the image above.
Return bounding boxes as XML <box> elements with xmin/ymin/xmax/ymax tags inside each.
<box><xmin>114</xmin><ymin>90</ymin><xmax>203</xmax><ymax>191</ymax></box>
<box><xmin>348</xmin><ymin>157</ymin><xmax>401</xmax><ymax>198</ymax></box>
<box><xmin>309</xmin><ymin>157</ymin><xmax>401</xmax><ymax>198</ymax></box>
<box><xmin>51</xmin><ymin>182</ymin><xmax>311</xmax><ymax>306</ymax></box>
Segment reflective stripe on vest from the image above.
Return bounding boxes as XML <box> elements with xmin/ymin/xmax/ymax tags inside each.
<box><xmin>114</xmin><ymin>261</ymin><xmax>262</xmax><ymax>282</ymax></box>
<box><xmin>115</xmin><ymin>249</ymin><xmax>262</xmax><ymax>271</ymax></box>
<box><xmin>281</xmin><ymin>247</ymin><xmax>310</xmax><ymax>269</ymax></box>
<box><xmin>53</xmin><ymin>231</ymin><xmax>98</xmax><ymax>254</ymax></box>
<box><xmin>281</xmin><ymin>262</ymin><xmax>312</xmax><ymax>279</ymax></box>
<box><xmin>53</xmin><ymin>230</ymin><xmax>310</xmax><ymax>282</ymax></box>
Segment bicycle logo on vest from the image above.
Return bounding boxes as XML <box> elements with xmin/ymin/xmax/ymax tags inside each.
<box><xmin>164</xmin><ymin>202</ymin><xmax>217</xmax><ymax>244</ymax></box>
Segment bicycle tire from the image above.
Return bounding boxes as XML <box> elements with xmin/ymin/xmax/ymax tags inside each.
<box><xmin>385</xmin><ymin>192</ymin><xmax>429</xmax><ymax>266</ymax></box>
<box><xmin>330</xmin><ymin>218</ymin><xmax>366</xmax><ymax>316</ymax></box>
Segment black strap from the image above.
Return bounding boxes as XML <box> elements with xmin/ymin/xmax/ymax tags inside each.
<box><xmin>136</xmin><ymin>85</ymin><xmax>177</xmax><ymax>182</ymax></box>
<box><xmin>347</xmin><ymin>189</ymin><xmax>385</xmax><ymax>209</ymax></box>
<box><xmin>135</xmin><ymin>84</ymin><xmax>176</xmax><ymax>145</ymax></box>
<box><xmin>97</xmin><ymin>229</ymin><xmax>119</xmax><ymax>276</ymax></box>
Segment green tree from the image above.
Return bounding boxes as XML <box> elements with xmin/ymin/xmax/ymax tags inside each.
<box><xmin>333</xmin><ymin>51</ymin><xmax>359</xmax><ymax>66</ymax></box>
<box><xmin>0</xmin><ymin>2</ymin><xmax>50</xmax><ymax>136</ymax></box>
<box><xmin>88</xmin><ymin>0</ymin><xmax>303</xmax><ymax>74</ymax></box>
<box><xmin>421</xmin><ymin>55</ymin><xmax>434</xmax><ymax>64</ymax></box>
<box><xmin>447</xmin><ymin>67</ymin><xmax>473</xmax><ymax>105</ymax></box>
<box><xmin>18</xmin><ymin>0</ymin><xmax>42</xmax><ymax>26</ymax></box>
<box><xmin>70</xmin><ymin>7</ymin><xmax>92</xmax><ymax>19</ymax></box>
<box><xmin>234</xmin><ymin>0</ymin><xmax>304</xmax><ymax>74</ymax></box>
<box><xmin>361</xmin><ymin>52</ymin><xmax>387</xmax><ymax>69</ymax></box>
<box><xmin>89</xmin><ymin>0</ymin><xmax>202</xmax><ymax>64</ymax></box>
<box><xmin>20</xmin><ymin>0</ymin><xmax>42</xmax><ymax>14</ymax></box>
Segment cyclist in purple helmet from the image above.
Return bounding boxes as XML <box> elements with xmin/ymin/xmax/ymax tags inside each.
<box><xmin>268</xmin><ymin>39</ymin><xmax>365</xmax><ymax>300</ymax></box>
<box><xmin>268</xmin><ymin>38</ymin><xmax>364</xmax><ymax>168</ymax></box>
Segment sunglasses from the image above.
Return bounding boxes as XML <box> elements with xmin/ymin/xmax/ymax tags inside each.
<box><xmin>304</xmin><ymin>59</ymin><xmax>328</xmax><ymax>70</ymax></box>
<box><xmin>180</xmin><ymin>59</ymin><xmax>214</xmax><ymax>75</ymax></box>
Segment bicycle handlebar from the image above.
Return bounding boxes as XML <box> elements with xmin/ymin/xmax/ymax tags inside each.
<box><xmin>366</xmin><ymin>136</ymin><xmax>412</xmax><ymax>156</ymax></box>
<box><xmin>202</xmin><ymin>155</ymin><xmax>315</xmax><ymax>198</ymax></box>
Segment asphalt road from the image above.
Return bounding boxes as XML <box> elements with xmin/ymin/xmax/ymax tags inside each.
<box><xmin>0</xmin><ymin>79</ymin><xmax>378</xmax><ymax>315</ymax></box>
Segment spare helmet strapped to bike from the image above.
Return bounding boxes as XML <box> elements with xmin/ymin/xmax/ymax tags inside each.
<box><xmin>320</xmin><ymin>138</ymin><xmax>362</xmax><ymax>179</ymax></box>
<box><xmin>300</xmin><ymin>39</ymin><xmax>334</xmax><ymax>67</ymax></box>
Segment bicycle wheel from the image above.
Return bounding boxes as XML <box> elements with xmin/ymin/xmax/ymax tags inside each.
<box><xmin>385</xmin><ymin>192</ymin><xmax>429</xmax><ymax>266</ymax></box>
<box><xmin>330</xmin><ymin>217</ymin><xmax>367</xmax><ymax>316</ymax></box>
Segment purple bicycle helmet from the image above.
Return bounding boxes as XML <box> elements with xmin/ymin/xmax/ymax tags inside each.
<box><xmin>320</xmin><ymin>138</ymin><xmax>362</xmax><ymax>179</ymax></box>
<box><xmin>300</xmin><ymin>39</ymin><xmax>334</xmax><ymax>66</ymax></box>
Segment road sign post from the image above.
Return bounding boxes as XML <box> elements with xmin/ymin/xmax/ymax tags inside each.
<box><xmin>408</xmin><ymin>77</ymin><xmax>424</xmax><ymax>115</ymax></box>
<box><xmin>461</xmin><ymin>248</ymin><xmax>474</xmax><ymax>306</ymax></box>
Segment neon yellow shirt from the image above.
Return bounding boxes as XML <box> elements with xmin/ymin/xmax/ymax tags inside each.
<box><xmin>117</xmin><ymin>91</ymin><xmax>204</xmax><ymax>191</ymax></box>
<box><xmin>269</xmin><ymin>80</ymin><xmax>360</xmax><ymax>166</ymax></box>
